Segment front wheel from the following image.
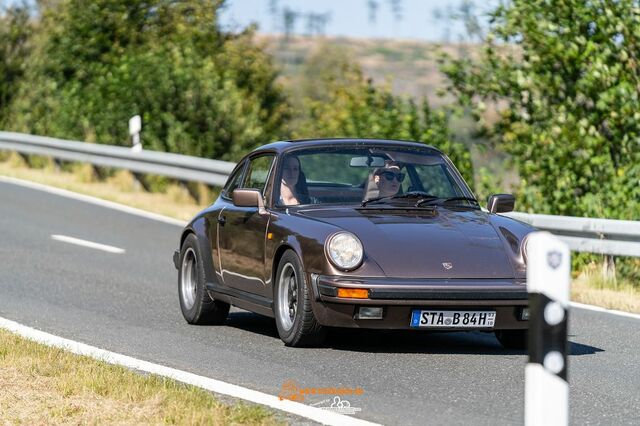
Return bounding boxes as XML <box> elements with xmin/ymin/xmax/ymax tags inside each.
<box><xmin>495</xmin><ymin>329</ymin><xmax>528</xmax><ymax>350</ymax></box>
<box><xmin>274</xmin><ymin>250</ymin><xmax>326</xmax><ymax>347</ymax></box>
<box><xmin>179</xmin><ymin>234</ymin><xmax>230</xmax><ymax>325</ymax></box>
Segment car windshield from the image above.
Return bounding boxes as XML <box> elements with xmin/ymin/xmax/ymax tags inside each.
<box><xmin>275</xmin><ymin>145</ymin><xmax>474</xmax><ymax>207</ymax></box>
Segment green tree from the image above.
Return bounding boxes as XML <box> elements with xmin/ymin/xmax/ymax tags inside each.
<box><xmin>0</xmin><ymin>2</ymin><xmax>32</xmax><ymax>126</ymax></box>
<box><xmin>7</xmin><ymin>0</ymin><xmax>289</xmax><ymax>160</ymax></box>
<box><xmin>294</xmin><ymin>45</ymin><xmax>474</xmax><ymax>184</ymax></box>
<box><xmin>440</xmin><ymin>0</ymin><xmax>640</xmax><ymax>220</ymax></box>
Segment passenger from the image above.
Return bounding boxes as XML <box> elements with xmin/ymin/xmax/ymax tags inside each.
<box><xmin>280</xmin><ymin>156</ymin><xmax>309</xmax><ymax>205</ymax></box>
<box><xmin>373</xmin><ymin>162</ymin><xmax>404</xmax><ymax>198</ymax></box>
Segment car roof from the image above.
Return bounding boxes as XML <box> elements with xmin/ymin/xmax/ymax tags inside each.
<box><xmin>250</xmin><ymin>138</ymin><xmax>443</xmax><ymax>156</ymax></box>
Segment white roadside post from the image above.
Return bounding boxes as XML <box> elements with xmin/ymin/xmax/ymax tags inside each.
<box><xmin>525</xmin><ymin>231</ymin><xmax>570</xmax><ymax>426</ymax></box>
<box><xmin>129</xmin><ymin>115</ymin><xmax>142</xmax><ymax>152</ymax></box>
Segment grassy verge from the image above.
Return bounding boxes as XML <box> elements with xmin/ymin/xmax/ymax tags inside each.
<box><xmin>1</xmin><ymin>151</ymin><xmax>638</xmax><ymax>314</ymax></box>
<box><xmin>0</xmin><ymin>329</ymin><xmax>279</xmax><ymax>425</ymax></box>
<box><xmin>0</xmin><ymin>152</ymin><xmax>210</xmax><ymax>221</ymax></box>
<box><xmin>571</xmin><ymin>266</ymin><xmax>640</xmax><ymax>313</ymax></box>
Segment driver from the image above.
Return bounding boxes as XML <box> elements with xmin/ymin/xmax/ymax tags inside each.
<box><xmin>373</xmin><ymin>162</ymin><xmax>404</xmax><ymax>198</ymax></box>
<box><xmin>280</xmin><ymin>156</ymin><xmax>301</xmax><ymax>205</ymax></box>
<box><xmin>279</xmin><ymin>156</ymin><xmax>311</xmax><ymax>205</ymax></box>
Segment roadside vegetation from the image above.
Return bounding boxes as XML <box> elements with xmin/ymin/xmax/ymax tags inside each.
<box><xmin>0</xmin><ymin>329</ymin><xmax>279</xmax><ymax>425</ymax></box>
<box><xmin>0</xmin><ymin>0</ymin><xmax>469</xmax><ymax>173</ymax></box>
<box><xmin>572</xmin><ymin>267</ymin><xmax>640</xmax><ymax>313</ymax></box>
<box><xmin>0</xmin><ymin>151</ymin><xmax>207</xmax><ymax>221</ymax></box>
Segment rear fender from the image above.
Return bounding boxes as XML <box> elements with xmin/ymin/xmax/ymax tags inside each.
<box><xmin>179</xmin><ymin>217</ymin><xmax>219</xmax><ymax>286</ymax></box>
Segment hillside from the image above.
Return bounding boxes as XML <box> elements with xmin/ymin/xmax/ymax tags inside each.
<box><xmin>259</xmin><ymin>35</ymin><xmax>475</xmax><ymax>105</ymax></box>
<box><xmin>259</xmin><ymin>34</ymin><xmax>516</xmax><ymax>191</ymax></box>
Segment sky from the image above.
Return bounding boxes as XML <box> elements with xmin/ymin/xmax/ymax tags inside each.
<box><xmin>2</xmin><ymin>0</ymin><xmax>491</xmax><ymax>42</ymax></box>
<box><xmin>219</xmin><ymin>0</ymin><xmax>492</xmax><ymax>42</ymax></box>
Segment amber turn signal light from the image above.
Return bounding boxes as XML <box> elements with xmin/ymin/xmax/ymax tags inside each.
<box><xmin>337</xmin><ymin>288</ymin><xmax>369</xmax><ymax>299</ymax></box>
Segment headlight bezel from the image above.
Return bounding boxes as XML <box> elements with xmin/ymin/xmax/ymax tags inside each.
<box><xmin>325</xmin><ymin>231</ymin><xmax>364</xmax><ymax>271</ymax></box>
<box><xmin>521</xmin><ymin>232</ymin><xmax>532</xmax><ymax>265</ymax></box>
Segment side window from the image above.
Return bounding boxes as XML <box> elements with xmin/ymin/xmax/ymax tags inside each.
<box><xmin>243</xmin><ymin>155</ymin><xmax>275</xmax><ymax>193</ymax></box>
<box><xmin>222</xmin><ymin>162</ymin><xmax>246</xmax><ymax>200</ymax></box>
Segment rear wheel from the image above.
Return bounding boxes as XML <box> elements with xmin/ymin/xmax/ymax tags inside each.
<box><xmin>274</xmin><ymin>250</ymin><xmax>326</xmax><ymax>347</ymax></box>
<box><xmin>495</xmin><ymin>329</ymin><xmax>527</xmax><ymax>350</ymax></box>
<box><xmin>179</xmin><ymin>234</ymin><xmax>229</xmax><ymax>325</ymax></box>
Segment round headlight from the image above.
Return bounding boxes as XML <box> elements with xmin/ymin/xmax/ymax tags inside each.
<box><xmin>326</xmin><ymin>232</ymin><xmax>364</xmax><ymax>270</ymax></box>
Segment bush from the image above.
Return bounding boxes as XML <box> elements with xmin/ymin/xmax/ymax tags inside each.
<box><xmin>440</xmin><ymin>0</ymin><xmax>640</xmax><ymax>220</ymax></box>
<box><xmin>5</xmin><ymin>0</ymin><xmax>290</xmax><ymax>161</ymax></box>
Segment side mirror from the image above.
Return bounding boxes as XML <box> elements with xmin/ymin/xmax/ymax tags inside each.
<box><xmin>232</xmin><ymin>189</ymin><xmax>267</xmax><ymax>215</ymax></box>
<box><xmin>487</xmin><ymin>194</ymin><xmax>515</xmax><ymax>213</ymax></box>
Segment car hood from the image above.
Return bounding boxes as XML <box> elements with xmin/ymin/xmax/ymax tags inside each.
<box><xmin>296</xmin><ymin>207</ymin><xmax>516</xmax><ymax>279</ymax></box>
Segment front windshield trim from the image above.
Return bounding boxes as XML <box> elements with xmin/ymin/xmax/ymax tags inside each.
<box><xmin>273</xmin><ymin>144</ymin><xmax>474</xmax><ymax>208</ymax></box>
<box><xmin>281</xmin><ymin>141</ymin><xmax>445</xmax><ymax>156</ymax></box>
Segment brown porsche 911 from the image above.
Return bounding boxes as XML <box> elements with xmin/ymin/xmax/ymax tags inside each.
<box><xmin>173</xmin><ymin>139</ymin><xmax>535</xmax><ymax>348</ymax></box>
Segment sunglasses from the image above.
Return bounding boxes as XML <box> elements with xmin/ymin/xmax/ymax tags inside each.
<box><xmin>380</xmin><ymin>171</ymin><xmax>405</xmax><ymax>182</ymax></box>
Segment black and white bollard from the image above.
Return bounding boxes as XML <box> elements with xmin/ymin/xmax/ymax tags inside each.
<box><xmin>129</xmin><ymin>115</ymin><xmax>142</xmax><ymax>153</ymax></box>
<box><xmin>525</xmin><ymin>231</ymin><xmax>570</xmax><ymax>426</ymax></box>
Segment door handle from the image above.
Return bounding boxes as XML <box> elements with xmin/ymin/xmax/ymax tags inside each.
<box><xmin>217</xmin><ymin>215</ymin><xmax>226</xmax><ymax>225</ymax></box>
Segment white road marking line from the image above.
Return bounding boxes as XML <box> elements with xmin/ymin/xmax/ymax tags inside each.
<box><xmin>570</xmin><ymin>301</ymin><xmax>640</xmax><ymax>320</ymax></box>
<box><xmin>51</xmin><ymin>234</ymin><xmax>125</xmax><ymax>254</ymax></box>
<box><xmin>0</xmin><ymin>316</ymin><xmax>380</xmax><ymax>426</ymax></box>
<box><xmin>2</xmin><ymin>176</ymin><xmax>638</xmax><ymax>322</ymax></box>
<box><xmin>0</xmin><ymin>176</ymin><xmax>187</xmax><ymax>227</ymax></box>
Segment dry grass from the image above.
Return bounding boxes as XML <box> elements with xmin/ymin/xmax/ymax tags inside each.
<box><xmin>0</xmin><ymin>152</ymin><xmax>212</xmax><ymax>221</ymax></box>
<box><xmin>571</xmin><ymin>267</ymin><xmax>640</xmax><ymax>313</ymax></box>
<box><xmin>0</xmin><ymin>329</ymin><xmax>279</xmax><ymax>425</ymax></box>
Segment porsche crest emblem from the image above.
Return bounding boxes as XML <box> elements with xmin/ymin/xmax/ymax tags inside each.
<box><xmin>547</xmin><ymin>250</ymin><xmax>562</xmax><ymax>270</ymax></box>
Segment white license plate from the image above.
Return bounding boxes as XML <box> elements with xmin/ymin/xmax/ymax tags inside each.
<box><xmin>410</xmin><ymin>310</ymin><xmax>496</xmax><ymax>328</ymax></box>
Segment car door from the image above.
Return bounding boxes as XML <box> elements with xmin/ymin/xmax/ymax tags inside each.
<box><xmin>217</xmin><ymin>153</ymin><xmax>275</xmax><ymax>297</ymax></box>
<box><xmin>207</xmin><ymin>160</ymin><xmax>246</xmax><ymax>288</ymax></box>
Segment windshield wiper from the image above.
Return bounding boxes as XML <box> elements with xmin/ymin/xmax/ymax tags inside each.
<box><xmin>415</xmin><ymin>196</ymin><xmax>480</xmax><ymax>208</ymax></box>
<box><xmin>361</xmin><ymin>191</ymin><xmax>438</xmax><ymax>207</ymax></box>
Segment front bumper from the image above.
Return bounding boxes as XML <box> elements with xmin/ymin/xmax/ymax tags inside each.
<box><xmin>309</xmin><ymin>274</ymin><xmax>528</xmax><ymax>330</ymax></box>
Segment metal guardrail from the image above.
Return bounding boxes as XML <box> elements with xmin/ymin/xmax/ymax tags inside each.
<box><xmin>0</xmin><ymin>131</ymin><xmax>235</xmax><ymax>186</ymax></box>
<box><xmin>505</xmin><ymin>212</ymin><xmax>640</xmax><ymax>257</ymax></box>
<box><xmin>1</xmin><ymin>131</ymin><xmax>638</xmax><ymax>257</ymax></box>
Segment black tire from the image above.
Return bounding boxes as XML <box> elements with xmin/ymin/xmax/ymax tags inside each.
<box><xmin>274</xmin><ymin>250</ymin><xmax>326</xmax><ymax>347</ymax></box>
<box><xmin>495</xmin><ymin>329</ymin><xmax>528</xmax><ymax>350</ymax></box>
<box><xmin>178</xmin><ymin>234</ymin><xmax>230</xmax><ymax>325</ymax></box>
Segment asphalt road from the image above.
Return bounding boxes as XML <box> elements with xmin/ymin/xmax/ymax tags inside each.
<box><xmin>0</xmin><ymin>179</ymin><xmax>638</xmax><ymax>425</ymax></box>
